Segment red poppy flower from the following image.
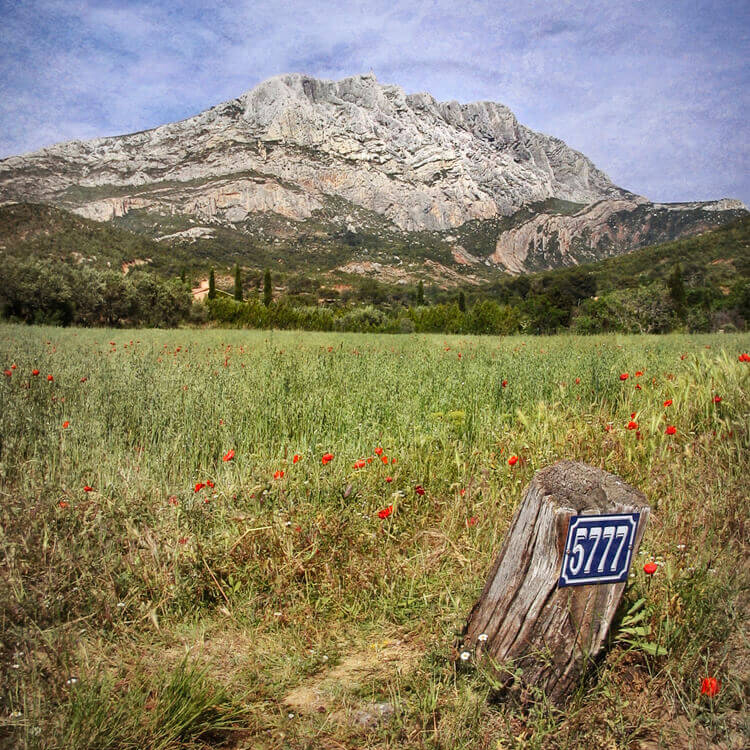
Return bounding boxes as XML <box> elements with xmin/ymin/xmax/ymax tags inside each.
<box><xmin>47</xmin><ymin>375</ymin><xmax>53</xmax><ymax>382</ymax></box>
<box><xmin>415</xmin><ymin>485</ymin><xmax>425</xmax><ymax>496</ymax></box>
<box><xmin>194</xmin><ymin>482</ymin><xmax>205</xmax><ymax>492</ymax></box>
<box><xmin>385</xmin><ymin>476</ymin><xmax>393</xmax><ymax>483</ymax></box>
<box><xmin>619</xmin><ymin>373</ymin><xmax>629</xmax><ymax>381</ymax></box>
<box><xmin>62</xmin><ymin>421</ymin><xmax>69</xmax><ymax>429</ymax></box>
<box><xmin>467</xmin><ymin>516</ymin><xmax>477</xmax><ymax>527</ymax></box>
<box><xmin>713</xmin><ymin>396</ymin><xmax>722</xmax><ymax>403</ymax></box>
<box><xmin>206</xmin><ymin>480</ymin><xmax>215</xmax><ymax>488</ymax></box>
<box><xmin>381</xmin><ymin>455</ymin><xmax>388</xmax><ymax>464</ymax></box>
<box><xmin>353</xmin><ymin>459</ymin><xmax>366</xmax><ymax>469</ymax></box>
<box><xmin>83</xmin><ymin>486</ymin><xmax>93</xmax><ymax>492</ymax></box>
<box><xmin>643</xmin><ymin>561</ymin><xmax>657</xmax><ymax>575</ymax></box>
<box><xmin>273</xmin><ymin>470</ymin><xmax>284</xmax><ymax>480</ymax></box>
<box><xmin>378</xmin><ymin>505</ymin><xmax>393</xmax><ymax>519</ymax></box>
<box><xmin>665</xmin><ymin>425</ymin><xmax>676</xmax><ymax>435</ymax></box>
<box><xmin>701</xmin><ymin>677</ymin><xmax>720</xmax><ymax>697</ymax></box>
<box><xmin>502</xmin><ymin>380</ymin><xmax>508</xmax><ymax>387</ymax></box>
<box><xmin>58</xmin><ymin>500</ymin><xmax>69</xmax><ymax>509</ymax></box>
<box><xmin>460</xmin><ymin>488</ymin><xmax>466</xmax><ymax>496</ymax></box>
<box><xmin>627</xmin><ymin>421</ymin><xmax>638</xmax><ymax>430</ymax></box>
<box><xmin>575</xmin><ymin>377</ymin><xmax>580</xmax><ymax>384</ymax></box>
<box><xmin>32</xmin><ymin>369</ymin><xmax>39</xmax><ymax>376</ymax></box>
<box><xmin>739</xmin><ymin>353</ymin><xmax>750</xmax><ymax>362</ymax></box>
<box><xmin>293</xmin><ymin>454</ymin><xmax>300</xmax><ymax>463</ymax></box>
<box><xmin>321</xmin><ymin>452</ymin><xmax>334</xmax><ymax>465</ymax></box>
<box><xmin>222</xmin><ymin>449</ymin><xmax>235</xmax><ymax>462</ymax></box>
<box><xmin>10</xmin><ymin>364</ymin><xmax>16</xmax><ymax>370</ymax></box>
<box><xmin>604</xmin><ymin>424</ymin><xmax>613</xmax><ymax>432</ymax></box>
<box><xmin>508</xmin><ymin>455</ymin><xmax>518</xmax><ymax>466</ymax></box>
<box><xmin>391</xmin><ymin>458</ymin><xmax>397</xmax><ymax>464</ymax></box>
<box><xmin>367</xmin><ymin>457</ymin><xmax>373</xmax><ymax>463</ymax></box>
<box><xmin>635</xmin><ymin>371</ymin><xmax>643</xmax><ymax>377</ymax></box>
<box><xmin>179</xmin><ymin>537</ymin><xmax>188</xmax><ymax>545</ymax></box>
<box><xmin>663</xmin><ymin>399</ymin><xmax>673</xmax><ymax>407</ymax></box>
<box><xmin>680</xmin><ymin>354</ymin><xmax>687</xmax><ymax>360</ymax></box>
<box><xmin>168</xmin><ymin>496</ymin><xmax>179</xmax><ymax>506</ymax></box>
<box><xmin>374</xmin><ymin>447</ymin><xmax>384</xmax><ymax>456</ymax></box>
<box><xmin>635</xmin><ymin>384</ymin><xmax>642</xmax><ymax>390</ymax></box>
<box><xmin>3</xmin><ymin>369</ymin><xmax>12</xmax><ymax>377</ymax></box>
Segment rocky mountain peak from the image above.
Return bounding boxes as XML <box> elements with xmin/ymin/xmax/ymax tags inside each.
<box><xmin>0</xmin><ymin>73</ymin><xmax>745</xmax><ymax>274</ymax></box>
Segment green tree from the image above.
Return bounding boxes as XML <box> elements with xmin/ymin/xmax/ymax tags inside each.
<box><xmin>263</xmin><ymin>268</ymin><xmax>272</xmax><ymax>307</ymax></box>
<box><xmin>208</xmin><ymin>268</ymin><xmax>216</xmax><ymax>300</ymax></box>
<box><xmin>668</xmin><ymin>263</ymin><xmax>686</xmax><ymax>320</ymax></box>
<box><xmin>416</xmin><ymin>280</ymin><xmax>425</xmax><ymax>306</ymax></box>
<box><xmin>458</xmin><ymin>290</ymin><xmax>466</xmax><ymax>312</ymax></box>
<box><xmin>233</xmin><ymin>264</ymin><xmax>242</xmax><ymax>302</ymax></box>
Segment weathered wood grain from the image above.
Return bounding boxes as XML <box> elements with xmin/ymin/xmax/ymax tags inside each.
<box><xmin>461</xmin><ymin>460</ymin><xmax>649</xmax><ymax>705</ymax></box>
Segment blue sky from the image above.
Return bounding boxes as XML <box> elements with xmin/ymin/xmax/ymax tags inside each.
<box><xmin>1</xmin><ymin>0</ymin><xmax>748</xmax><ymax>204</ymax></box>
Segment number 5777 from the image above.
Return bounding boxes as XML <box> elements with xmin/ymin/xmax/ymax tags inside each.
<box><xmin>567</xmin><ymin>525</ymin><xmax>629</xmax><ymax>576</ymax></box>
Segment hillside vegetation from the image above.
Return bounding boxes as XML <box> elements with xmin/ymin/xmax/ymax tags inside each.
<box><xmin>1</xmin><ymin>203</ymin><xmax>748</xmax><ymax>334</ymax></box>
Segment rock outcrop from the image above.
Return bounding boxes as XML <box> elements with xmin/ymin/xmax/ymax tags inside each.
<box><xmin>0</xmin><ymin>72</ymin><xmax>745</xmax><ymax>272</ymax></box>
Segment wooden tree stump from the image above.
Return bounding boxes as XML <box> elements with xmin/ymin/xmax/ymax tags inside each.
<box><xmin>460</xmin><ymin>460</ymin><xmax>649</xmax><ymax>705</ymax></box>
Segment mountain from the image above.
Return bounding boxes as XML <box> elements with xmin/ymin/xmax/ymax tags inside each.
<box><xmin>0</xmin><ymin>73</ymin><xmax>746</xmax><ymax>276</ymax></box>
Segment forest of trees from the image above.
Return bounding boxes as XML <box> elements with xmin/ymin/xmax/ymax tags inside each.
<box><xmin>2</xmin><ymin>217</ymin><xmax>748</xmax><ymax>334</ymax></box>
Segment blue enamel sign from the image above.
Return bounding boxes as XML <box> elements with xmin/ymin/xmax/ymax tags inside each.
<box><xmin>558</xmin><ymin>512</ymin><xmax>640</xmax><ymax>587</ymax></box>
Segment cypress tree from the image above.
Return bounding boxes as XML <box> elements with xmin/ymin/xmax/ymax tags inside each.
<box><xmin>417</xmin><ymin>280</ymin><xmax>424</xmax><ymax>306</ymax></box>
<box><xmin>668</xmin><ymin>263</ymin><xmax>686</xmax><ymax>320</ymax></box>
<box><xmin>234</xmin><ymin>264</ymin><xmax>242</xmax><ymax>301</ymax></box>
<box><xmin>208</xmin><ymin>268</ymin><xmax>216</xmax><ymax>300</ymax></box>
<box><xmin>263</xmin><ymin>268</ymin><xmax>272</xmax><ymax>307</ymax></box>
<box><xmin>458</xmin><ymin>290</ymin><xmax>466</xmax><ymax>312</ymax></box>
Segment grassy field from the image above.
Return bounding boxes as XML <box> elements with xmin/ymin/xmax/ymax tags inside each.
<box><xmin>1</xmin><ymin>325</ymin><xmax>748</xmax><ymax>749</ymax></box>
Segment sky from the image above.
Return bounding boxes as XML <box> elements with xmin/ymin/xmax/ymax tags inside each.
<box><xmin>1</xmin><ymin>0</ymin><xmax>748</xmax><ymax>205</ymax></box>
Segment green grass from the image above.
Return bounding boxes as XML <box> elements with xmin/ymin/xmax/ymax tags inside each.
<box><xmin>0</xmin><ymin>326</ymin><xmax>748</xmax><ymax>748</ymax></box>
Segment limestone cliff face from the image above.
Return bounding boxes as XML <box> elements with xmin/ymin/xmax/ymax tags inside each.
<box><xmin>490</xmin><ymin>198</ymin><xmax>748</xmax><ymax>273</ymax></box>
<box><xmin>0</xmin><ymin>73</ymin><xmax>628</xmax><ymax>232</ymax></box>
<box><xmin>0</xmin><ymin>72</ymin><xmax>745</xmax><ymax>272</ymax></box>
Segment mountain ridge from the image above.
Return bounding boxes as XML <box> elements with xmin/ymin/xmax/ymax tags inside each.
<box><xmin>0</xmin><ymin>72</ymin><xmax>746</xmax><ymax>274</ymax></box>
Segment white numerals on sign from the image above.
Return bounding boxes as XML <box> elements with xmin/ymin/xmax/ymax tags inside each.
<box><xmin>583</xmin><ymin>527</ymin><xmax>602</xmax><ymax>573</ymax></box>
<box><xmin>569</xmin><ymin>527</ymin><xmax>587</xmax><ymax>575</ymax></box>
<box><xmin>559</xmin><ymin>513</ymin><xmax>640</xmax><ymax>587</ymax></box>
<box><xmin>596</xmin><ymin>527</ymin><xmax>615</xmax><ymax>573</ymax></box>
<box><xmin>611</xmin><ymin>526</ymin><xmax>629</xmax><ymax>571</ymax></box>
